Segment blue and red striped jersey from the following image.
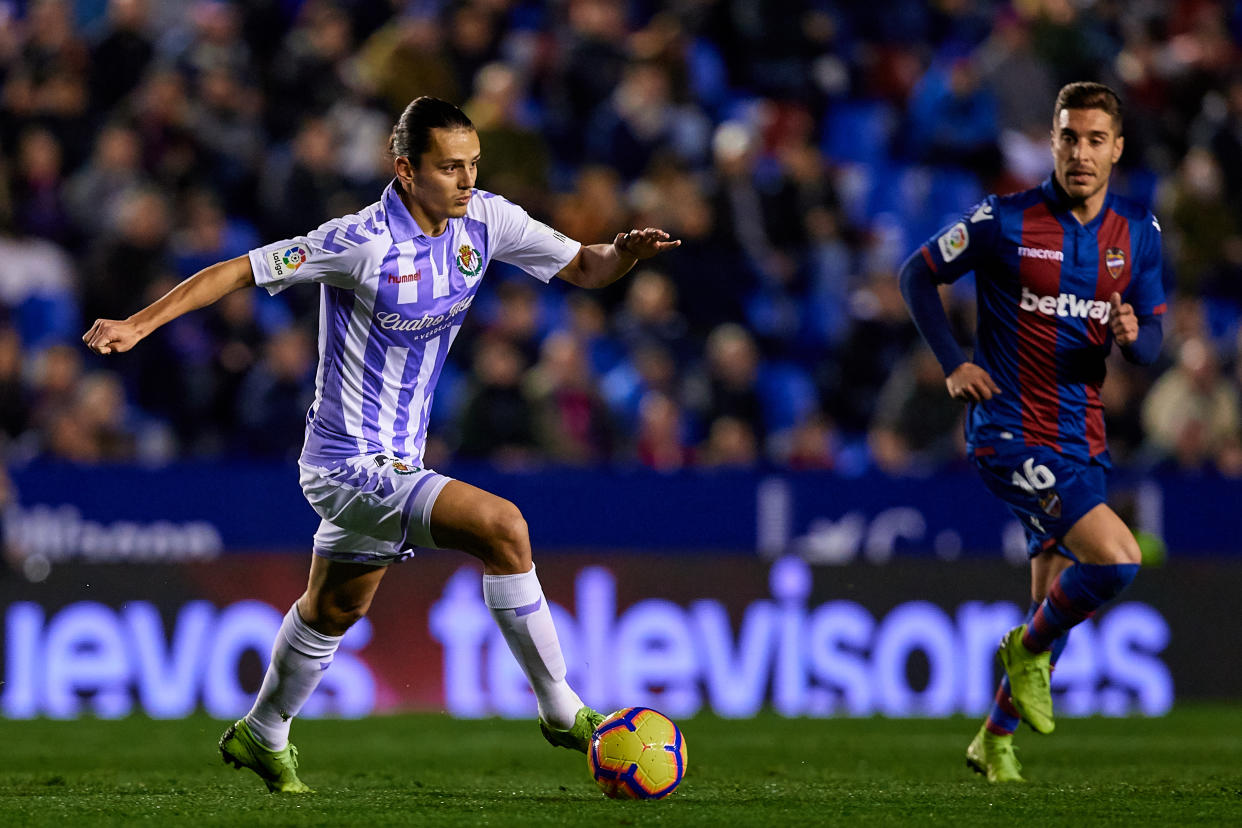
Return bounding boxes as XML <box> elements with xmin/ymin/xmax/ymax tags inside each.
<box><xmin>918</xmin><ymin>177</ymin><xmax>1166</xmax><ymax>465</ymax></box>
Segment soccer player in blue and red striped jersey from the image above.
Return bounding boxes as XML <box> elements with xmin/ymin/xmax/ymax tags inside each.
<box><xmin>898</xmin><ymin>82</ymin><xmax>1166</xmax><ymax>783</ymax></box>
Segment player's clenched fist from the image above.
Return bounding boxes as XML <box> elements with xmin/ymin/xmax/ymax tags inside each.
<box><xmin>1108</xmin><ymin>292</ymin><xmax>1138</xmax><ymax>346</ymax></box>
<box><xmin>946</xmin><ymin>361</ymin><xmax>1002</xmax><ymax>402</ymax></box>
<box><xmin>82</xmin><ymin>318</ymin><xmax>142</xmax><ymax>355</ymax></box>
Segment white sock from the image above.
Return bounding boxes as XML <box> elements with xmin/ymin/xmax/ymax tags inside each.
<box><xmin>483</xmin><ymin>564</ymin><xmax>583</xmax><ymax>729</ymax></box>
<box><xmin>244</xmin><ymin>603</ymin><xmax>342</xmax><ymax>750</ymax></box>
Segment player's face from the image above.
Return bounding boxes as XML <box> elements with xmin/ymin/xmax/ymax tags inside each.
<box><xmin>1051</xmin><ymin>107</ymin><xmax>1123</xmax><ymax>203</ymax></box>
<box><xmin>401</xmin><ymin>127</ymin><xmax>480</xmax><ymax>231</ymax></box>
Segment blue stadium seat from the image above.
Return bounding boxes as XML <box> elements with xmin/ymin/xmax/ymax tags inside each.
<box><xmin>757</xmin><ymin>361</ymin><xmax>818</xmax><ymax>433</ymax></box>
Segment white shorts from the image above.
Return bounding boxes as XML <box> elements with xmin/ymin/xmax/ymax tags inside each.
<box><xmin>297</xmin><ymin>453</ymin><xmax>454</xmax><ymax>565</ymax></box>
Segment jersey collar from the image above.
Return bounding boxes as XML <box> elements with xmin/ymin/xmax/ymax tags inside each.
<box><xmin>382</xmin><ymin>179</ymin><xmax>425</xmax><ymax>242</ymax></box>
<box><xmin>1040</xmin><ymin>175</ymin><xmax>1113</xmax><ymax>227</ymax></box>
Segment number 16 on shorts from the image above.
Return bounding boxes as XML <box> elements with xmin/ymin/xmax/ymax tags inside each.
<box><xmin>1011</xmin><ymin>458</ymin><xmax>1056</xmax><ymax>494</ymax></box>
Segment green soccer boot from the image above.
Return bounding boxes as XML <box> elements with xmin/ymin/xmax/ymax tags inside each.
<box><xmin>219</xmin><ymin>719</ymin><xmax>313</xmax><ymax>794</ymax></box>
<box><xmin>966</xmin><ymin>724</ymin><xmax>1025</xmax><ymax>783</ymax></box>
<box><xmin>997</xmin><ymin>624</ymin><xmax>1055</xmax><ymax>735</ymax></box>
<box><xmin>539</xmin><ymin>706</ymin><xmax>605</xmax><ymax>753</ymax></box>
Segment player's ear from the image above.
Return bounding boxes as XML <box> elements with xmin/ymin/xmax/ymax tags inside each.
<box><xmin>394</xmin><ymin>155</ymin><xmax>415</xmax><ymax>190</ymax></box>
<box><xmin>1112</xmin><ymin>134</ymin><xmax>1124</xmax><ymax>164</ymax></box>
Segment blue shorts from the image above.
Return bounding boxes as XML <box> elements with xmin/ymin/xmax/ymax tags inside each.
<box><xmin>971</xmin><ymin>445</ymin><xmax>1107</xmax><ymax>560</ymax></box>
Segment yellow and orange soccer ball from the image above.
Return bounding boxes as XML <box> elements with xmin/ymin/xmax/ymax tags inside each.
<box><xmin>587</xmin><ymin>707</ymin><xmax>687</xmax><ymax>800</ymax></box>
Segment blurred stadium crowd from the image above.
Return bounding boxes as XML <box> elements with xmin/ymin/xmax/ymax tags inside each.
<box><xmin>2</xmin><ymin>0</ymin><xmax>1242</xmax><ymax>477</ymax></box>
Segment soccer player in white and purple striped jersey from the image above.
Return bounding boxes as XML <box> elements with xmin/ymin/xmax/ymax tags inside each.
<box><xmin>83</xmin><ymin>97</ymin><xmax>679</xmax><ymax>794</ymax></box>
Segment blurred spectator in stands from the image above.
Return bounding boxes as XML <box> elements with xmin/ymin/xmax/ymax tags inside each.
<box><xmin>64</xmin><ymin>122</ymin><xmax>146</xmax><ymax>239</ymax></box>
<box><xmin>266</xmin><ymin>0</ymin><xmax>354</xmax><ymax>141</ymax></box>
<box><xmin>128</xmin><ymin>68</ymin><xmax>200</xmax><ymax>190</ymax></box>
<box><xmin>480</xmin><ymin>278</ymin><xmax>545</xmax><ymax>367</ymax></box>
<box><xmin>562</xmin><ymin>292</ymin><xmax>625</xmax><ymax>377</ymax></box>
<box><xmin>83</xmin><ymin>185</ymin><xmax>172</xmax><ymax>323</ymax></box>
<box><xmin>633</xmin><ymin>390</ymin><xmax>692</xmax><ymax>471</ymax></box>
<box><xmin>186</xmin><ymin>65</ymin><xmax>264</xmax><ymax>212</ymax></box>
<box><xmin>171</xmin><ymin>187</ymin><xmax>260</xmax><ymax>279</ymax></box>
<box><xmin>1162</xmin><ymin>146</ymin><xmax>1238</xmax><ymax>295</ymax></box>
<box><xmin>1</xmin><ymin>0</ymin><xmax>90</xmax><ymax>158</ymax></box>
<box><xmin>235</xmin><ymin>325</ymin><xmax>315</xmax><ymax>460</ymax></box>
<box><xmin>10</xmin><ymin>127</ymin><xmax>74</xmax><ymax>247</ymax></box>
<box><xmin>1026</xmin><ymin>0</ymin><xmax>1112</xmax><ymax>89</ymax></box>
<box><xmin>258</xmin><ymin>116</ymin><xmax>350</xmax><ymax>246</ymax></box>
<box><xmin>867</xmin><ymin>347</ymin><xmax>964</xmax><ymax>474</ymax></box>
<box><xmin>354</xmin><ymin>11</ymin><xmax>460</xmax><ymax>117</ymax></box>
<box><xmin>464</xmin><ymin>61</ymin><xmax>552</xmax><ymax>214</ymax></box>
<box><xmin>685</xmin><ymin>323</ymin><xmax>764</xmax><ymax>445</ymax></box>
<box><xmin>820</xmin><ymin>273</ymin><xmax>921</xmax><ymax>434</ymax></box>
<box><xmin>455</xmin><ymin>333</ymin><xmax>540</xmax><ymax>467</ymax></box>
<box><xmin>445</xmin><ymin>1</ymin><xmax>503</xmax><ymax>107</ymax></box>
<box><xmin>89</xmin><ymin>0</ymin><xmax>155</xmax><ymax>118</ymax></box>
<box><xmin>612</xmin><ymin>268</ymin><xmax>689</xmax><ymax>360</ymax></box>
<box><xmin>632</xmin><ymin>166</ymin><xmax>748</xmax><ymax>334</ymax></box>
<box><xmin>773</xmin><ymin>411</ymin><xmax>837</xmax><ymax>471</ymax></box>
<box><xmin>1100</xmin><ymin>355</ymin><xmax>1151</xmax><ymax>466</ymax></box>
<box><xmin>977</xmin><ymin>9</ymin><xmax>1057</xmax><ymax>188</ymax></box>
<box><xmin>803</xmin><ymin>201</ymin><xmax>854</xmax><ymax>350</ymax></box>
<box><xmin>203</xmin><ymin>288</ymin><xmax>266</xmax><ymax>451</ymax></box>
<box><xmin>0</xmin><ymin>215</ymin><xmax>80</xmax><ymax>349</ymax></box>
<box><xmin>709</xmin><ymin>120</ymin><xmax>794</xmax><ymax>294</ymax></box>
<box><xmin>551</xmin><ymin>164</ymin><xmax>628</xmax><ymax>248</ymax></box>
<box><xmin>602</xmin><ymin>341</ymin><xmax>679</xmax><ymax>431</ymax></box>
<box><xmin>27</xmin><ymin>341</ymin><xmax>82</xmax><ymax>433</ymax></box>
<box><xmin>41</xmin><ymin>370</ymin><xmax>171</xmax><ymax>463</ymax></box>
<box><xmin>1142</xmin><ymin>336</ymin><xmax>1242</xmax><ymax>475</ymax></box>
<box><xmin>171</xmin><ymin>0</ymin><xmax>253</xmax><ymax>86</ymax></box>
<box><xmin>1201</xmin><ymin>73</ymin><xmax>1242</xmax><ymax>214</ymax></box>
<box><xmin>586</xmin><ymin>58</ymin><xmax>710</xmax><ymax>179</ymax></box>
<box><xmin>904</xmin><ymin>55</ymin><xmax>1001</xmax><ymax>182</ymax></box>
<box><xmin>698</xmin><ymin>415</ymin><xmax>758</xmax><ymax>468</ymax></box>
<box><xmin>0</xmin><ymin>327</ymin><xmax>30</xmax><ymax>447</ymax></box>
<box><xmin>525</xmin><ymin>330</ymin><xmax>615</xmax><ymax>465</ymax></box>
<box><xmin>544</xmin><ymin>0</ymin><xmax>630</xmax><ymax>163</ymax></box>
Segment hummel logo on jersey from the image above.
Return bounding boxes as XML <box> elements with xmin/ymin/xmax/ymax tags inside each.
<box><xmin>387</xmin><ymin>271</ymin><xmax>421</xmax><ymax>284</ymax></box>
<box><xmin>1018</xmin><ymin>246</ymin><xmax>1064</xmax><ymax>261</ymax></box>
<box><xmin>1019</xmin><ymin>286</ymin><xmax>1110</xmax><ymax>321</ymax></box>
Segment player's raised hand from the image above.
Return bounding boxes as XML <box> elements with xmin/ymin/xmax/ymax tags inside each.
<box><xmin>946</xmin><ymin>362</ymin><xmax>1002</xmax><ymax>402</ymax></box>
<box><xmin>614</xmin><ymin>228</ymin><xmax>681</xmax><ymax>259</ymax></box>
<box><xmin>82</xmin><ymin>318</ymin><xmax>142</xmax><ymax>355</ymax></box>
<box><xmin>1108</xmin><ymin>292</ymin><xmax>1138</xmax><ymax>346</ymax></box>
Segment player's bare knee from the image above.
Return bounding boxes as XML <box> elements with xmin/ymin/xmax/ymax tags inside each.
<box><xmin>301</xmin><ymin>594</ymin><xmax>370</xmax><ymax>636</ymax></box>
<box><xmin>480</xmin><ymin>499</ymin><xmax>531</xmax><ymax>574</ymax></box>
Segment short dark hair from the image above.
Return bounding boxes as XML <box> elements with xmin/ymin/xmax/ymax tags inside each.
<box><xmin>388</xmin><ymin>96</ymin><xmax>475</xmax><ymax>162</ymax></box>
<box><xmin>1053</xmin><ymin>82</ymin><xmax>1123</xmax><ymax>134</ymax></box>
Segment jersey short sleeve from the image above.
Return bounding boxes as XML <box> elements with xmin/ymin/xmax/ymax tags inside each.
<box><xmin>920</xmin><ymin>195</ymin><xmax>1002</xmax><ymax>284</ymax></box>
<box><xmin>1125</xmin><ymin>212</ymin><xmax>1167</xmax><ymax>317</ymax></box>
<box><xmin>476</xmin><ymin>194</ymin><xmax>582</xmax><ymax>283</ymax></box>
<box><xmin>248</xmin><ymin>217</ymin><xmax>372</xmax><ymax>295</ymax></box>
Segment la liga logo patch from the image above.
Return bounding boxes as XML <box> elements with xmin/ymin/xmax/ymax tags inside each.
<box><xmin>282</xmin><ymin>246</ymin><xmax>310</xmax><ymax>271</ymax></box>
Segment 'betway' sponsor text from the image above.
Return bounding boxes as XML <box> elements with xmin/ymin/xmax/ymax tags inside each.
<box><xmin>1020</xmin><ymin>286</ymin><xmax>1110</xmax><ymax>321</ymax></box>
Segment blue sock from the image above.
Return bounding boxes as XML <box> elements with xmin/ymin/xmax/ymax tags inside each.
<box><xmin>1024</xmin><ymin>563</ymin><xmax>1139</xmax><ymax>653</ymax></box>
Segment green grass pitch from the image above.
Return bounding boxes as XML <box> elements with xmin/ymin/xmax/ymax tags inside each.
<box><xmin>1</xmin><ymin>707</ymin><xmax>1239</xmax><ymax>826</ymax></box>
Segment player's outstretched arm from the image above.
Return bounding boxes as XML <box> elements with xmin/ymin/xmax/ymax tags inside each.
<box><xmin>83</xmin><ymin>255</ymin><xmax>255</xmax><ymax>355</ymax></box>
<box><xmin>556</xmin><ymin>228</ymin><xmax>680</xmax><ymax>289</ymax></box>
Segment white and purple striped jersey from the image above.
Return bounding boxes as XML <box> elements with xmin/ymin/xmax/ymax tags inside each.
<box><xmin>248</xmin><ymin>180</ymin><xmax>581</xmax><ymax>464</ymax></box>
